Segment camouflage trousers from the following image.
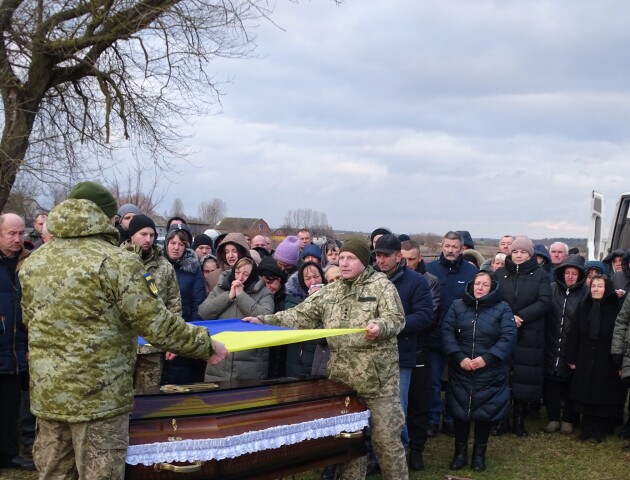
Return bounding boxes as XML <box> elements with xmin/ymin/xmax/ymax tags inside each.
<box><xmin>338</xmin><ymin>395</ymin><xmax>408</xmax><ymax>480</ymax></box>
<box><xmin>33</xmin><ymin>413</ymin><xmax>128</xmax><ymax>480</ymax></box>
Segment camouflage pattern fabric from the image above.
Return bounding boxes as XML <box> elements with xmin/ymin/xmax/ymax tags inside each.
<box><xmin>260</xmin><ymin>266</ymin><xmax>405</xmax><ymax>398</ymax></box>
<box><xmin>20</xmin><ymin>198</ymin><xmax>215</xmax><ymax>423</ymax></box>
<box><xmin>338</xmin><ymin>396</ymin><xmax>408</xmax><ymax>480</ymax></box>
<box><xmin>34</xmin><ymin>413</ymin><xmax>128</xmax><ymax>480</ymax></box>
<box><xmin>121</xmin><ymin>241</ymin><xmax>182</xmax><ymax>315</ymax></box>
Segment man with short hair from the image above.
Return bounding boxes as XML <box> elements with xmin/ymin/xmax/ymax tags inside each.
<box><xmin>0</xmin><ymin>214</ymin><xmax>34</xmax><ymax>471</ymax></box>
<box><xmin>426</xmin><ymin>231</ymin><xmax>478</xmax><ymax>437</ymax></box>
<box><xmin>401</xmin><ymin>239</ymin><xmax>441</xmax><ymax>469</ymax></box>
<box><xmin>549</xmin><ymin>242</ymin><xmax>569</xmax><ymax>268</ymax></box>
<box><xmin>374</xmin><ymin>235</ymin><xmax>433</xmax><ymax>471</ymax></box>
<box><xmin>297</xmin><ymin>229</ymin><xmax>312</xmax><ymax>252</ymax></box>
<box><xmin>26</xmin><ymin>213</ymin><xmax>47</xmax><ymax>248</ymax></box>
<box><xmin>251</xmin><ymin>235</ymin><xmax>268</xmax><ymax>251</ymax></box>
<box><xmin>480</xmin><ymin>235</ymin><xmax>515</xmax><ymax>271</ymax></box>
<box><xmin>20</xmin><ymin>182</ymin><xmax>227</xmax><ymax>479</ymax></box>
<box><xmin>245</xmin><ymin>238</ymin><xmax>409</xmax><ymax>479</ymax></box>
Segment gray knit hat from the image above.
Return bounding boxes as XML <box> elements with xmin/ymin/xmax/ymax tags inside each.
<box><xmin>510</xmin><ymin>236</ymin><xmax>534</xmax><ymax>257</ymax></box>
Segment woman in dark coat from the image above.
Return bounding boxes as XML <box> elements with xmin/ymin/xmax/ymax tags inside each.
<box><xmin>543</xmin><ymin>255</ymin><xmax>587</xmax><ymax>434</ymax></box>
<box><xmin>567</xmin><ymin>275</ymin><xmax>625</xmax><ymax>443</ymax></box>
<box><xmin>162</xmin><ymin>223</ymin><xmax>207</xmax><ymax>384</ymax></box>
<box><xmin>442</xmin><ymin>271</ymin><xmax>517</xmax><ymax>472</ymax></box>
<box><xmin>494</xmin><ymin>236</ymin><xmax>551</xmax><ymax>437</ymax></box>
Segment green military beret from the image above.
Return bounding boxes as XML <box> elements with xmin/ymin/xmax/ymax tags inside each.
<box><xmin>67</xmin><ymin>181</ymin><xmax>118</xmax><ymax>219</ymax></box>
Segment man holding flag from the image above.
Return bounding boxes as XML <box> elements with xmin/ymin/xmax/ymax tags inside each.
<box><xmin>244</xmin><ymin>237</ymin><xmax>408</xmax><ymax>480</ymax></box>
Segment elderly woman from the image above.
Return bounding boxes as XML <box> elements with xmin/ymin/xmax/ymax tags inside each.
<box><xmin>199</xmin><ymin>257</ymin><xmax>274</xmax><ymax>381</ymax></box>
<box><xmin>494</xmin><ymin>236</ymin><xmax>551</xmax><ymax>437</ymax></box>
<box><xmin>442</xmin><ymin>271</ymin><xmax>517</xmax><ymax>472</ymax></box>
<box><xmin>568</xmin><ymin>276</ymin><xmax>624</xmax><ymax>443</ymax></box>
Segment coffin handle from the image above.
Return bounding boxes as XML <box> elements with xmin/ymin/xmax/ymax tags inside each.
<box><xmin>335</xmin><ymin>430</ymin><xmax>363</xmax><ymax>439</ymax></box>
<box><xmin>154</xmin><ymin>461</ymin><xmax>203</xmax><ymax>473</ymax></box>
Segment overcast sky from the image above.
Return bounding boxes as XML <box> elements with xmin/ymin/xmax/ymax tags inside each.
<box><xmin>145</xmin><ymin>0</ymin><xmax>630</xmax><ymax>240</ymax></box>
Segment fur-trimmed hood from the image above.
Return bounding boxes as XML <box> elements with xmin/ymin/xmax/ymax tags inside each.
<box><xmin>165</xmin><ymin>247</ymin><xmax>200</xmax><ymax>274</ymax></box>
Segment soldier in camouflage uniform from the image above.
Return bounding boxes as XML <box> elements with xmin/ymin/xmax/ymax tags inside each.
<box><xmin>19</xmin><ymin>182</ymin><xmax>228</xmax><ymax>480</ymax></box>
<box><xmin>245</xmin><ymin>238</ymin><xmax>409</xmax><ymax>480</ymax></box>
<box><xmin>121</xmin><ymin>214</ymin><xmax>182</xmax><ymax>315</ymax></box>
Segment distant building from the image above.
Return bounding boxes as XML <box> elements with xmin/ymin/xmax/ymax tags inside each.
<box><xmin>214</xmin><ymin>217</ymin><xmax>271</xmax><ymax>238</ymax></box>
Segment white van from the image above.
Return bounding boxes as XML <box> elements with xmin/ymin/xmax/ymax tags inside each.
<box><xmin>588</xmin><ymin>191</ymin><xmax>630</xmax><ymax>260</ymax></box>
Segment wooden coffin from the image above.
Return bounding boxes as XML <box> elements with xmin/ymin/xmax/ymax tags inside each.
<box><xmin>125</xmin><ymin>378</ymin><xmax>369</xmax><ymax>480</ymax></box>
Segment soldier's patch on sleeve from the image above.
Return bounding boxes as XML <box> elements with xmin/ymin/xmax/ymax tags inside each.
<box><xmin>143</xmin><ymin>272</ymin><xmax>159</xmax><ymax>297</ymax></box>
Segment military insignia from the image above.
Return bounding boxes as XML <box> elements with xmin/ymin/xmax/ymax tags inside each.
<box><xmin>144</xmin><ymin>272</ymin><xmax>159</xmax><ymax>297</ymax></box>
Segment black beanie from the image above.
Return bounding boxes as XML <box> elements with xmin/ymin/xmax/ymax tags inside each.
<box><xmin>128</xmin><ymin>214</ymin><xmax>156</xmax><ymax>238</ymax></box>
<box><xmin>192</xmin><ymin>233</ymin><xmax>213</xmax><ymax>251</ymax></box>
<box><xmin>67</xmin><ymin>181</ymin><xmax>118</xmax><ymax>219</ymax></box>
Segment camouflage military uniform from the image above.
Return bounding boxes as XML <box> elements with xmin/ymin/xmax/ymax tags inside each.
<box><xmin>121</xmin><ymin>240</ymin><xmax>182</xmax><ymax>315</ymax></box>
<box><xmin>20</xmin><ymin>198</ymin><xmax>217</xmax><ymax>480</ymax></box>
<box><xmin>259</xmin><ymin>266</ymin><xmax>408</xmax><ymax>480</ymax></box>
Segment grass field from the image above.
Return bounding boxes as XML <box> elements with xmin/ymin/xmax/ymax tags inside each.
<box><xmin>2</xmin><ymin>414</ymin><xmax>630</xmax><ymax>480</ymax></box>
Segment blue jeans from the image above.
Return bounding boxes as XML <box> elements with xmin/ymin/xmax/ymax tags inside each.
<box><xmin>428</xmin><ymin>350</ymin><xmax>452</xmax><ymax>426</ymax></box>
<box><xmin>399</xmin><ymin>367</ymin><xmax>412</xmax><ymax>448</ymax></box>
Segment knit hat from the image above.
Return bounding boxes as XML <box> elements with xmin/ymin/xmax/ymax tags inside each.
<box><xmin>192</xmin><ymin>233</ymin><xmax>213</xmax><ymax>251</ymax></box>
<box><xmin>370</xmin><ymin>227</ymin><xmax>392</xmax><ymax>244</ymax></box>
<box><xmin>117</xmin><ymin>203</ymin><xmax>142</xmax><ymax>219</ymax></box>
<box><xmin>340</xmin><ymin>238</ymin><xmax>371</xmax><ymax>267</ymax></box>
<box><xmin>258</xmin><ymin>256</ymin><xmax>288</xmax><ymax>283</ymax></box>
<box><xmin>67</xmin><ymin>181</ymin><xmax>118</xmax><ymax>219</ymax></box>
<box><xmin>274</xmin><ymin>236</ymin><xmax>301</xmax><ymax>266</ymax></box>
<box><xmin>398</xmin><ymin>234</ymin><xmax>411</xmax><ymax>242</ymax></box>
<box><xmin>166</xmin><ymin>222</ymin><xmax>193</xmax><ymax>245</ymax></box>
<box><xmin>510</xmin><ymin>236</ymin><xmax>534</xmax><ymax>257</ymax></box>
<box><xmin>128</xmin><ymin>214</ymin><xmax>156</xmax><ymax>238</ymax></box>
<box><xmin>302</xmin><ymin>243</ymin><xmax>322</xmax><ymax>261</ymax></box>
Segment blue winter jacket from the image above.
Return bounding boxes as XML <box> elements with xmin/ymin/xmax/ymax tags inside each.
<box><xmin>0</xmin><ymin>249</ymin><xmax>29</xmax><ymax>374</ymax></box>
<box><xmin>442</xmin><ymin>279</ymin><xmax>516</xmax><ymax>422</ymax></box>
<box><xmin>167</xmin><ymin>248</ymin><xmax>205</xmax><ymax>321</ymax></box>
<box><xmin>387</xmin><ymin>264</ymin><xmax>434</xmax><ymax>368</ymax></box>
<box><xmin>427</xmin><ymin>253</ymin><xmax>478</xmax><ymax>349</ymax></box>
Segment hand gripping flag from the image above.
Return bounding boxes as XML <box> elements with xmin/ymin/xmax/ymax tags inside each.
<box><xmin>138</xmin><ymin>318</ymin><xmax>366</xmax><ymax>352</ymax></box>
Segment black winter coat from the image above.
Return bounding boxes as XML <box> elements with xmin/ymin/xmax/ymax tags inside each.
<box><xmin>545</xmin><ymin>256</ymin><xmax>588</xmax><ymax>380</ymax></box>
<box><xmin>495</xmin><ymin>255</ymin><xmax>551</xmax><ymax>402</ymax></box>
<box><xmin>442</xmin><ymin>280</ymin><xmax>517</xmax><ymax>422</ymax></box>
<box><xmin>567</xmin><ymin>281</ymin><xmax>625</xmax><ymax>412</ymax></box>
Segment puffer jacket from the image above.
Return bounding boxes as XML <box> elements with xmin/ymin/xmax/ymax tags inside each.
<box><xmin>0</xmin><ymin>248</ymin><xmax>30</xmax><ymax>374</ymax></box>
<box><xmin>442</xmin><ymin>279</ymin><xmax>516</xmax><ymax>422</ymax></box>
<box><xmin>201</xmin><ymin>268</ymin><xmax>274</xmax><ymax>382</ymax></box>
<box><xmin>545</xmin><ymin>255</ymin><xmax>587</xmax><ymax>380</ymax></box>
<box><xmin>260</xmin><ymin>266</ymin><xmax>405</xmax><ymax>398</ymax></box>
<box><xmin>20</xmin><ymin>199</ymin><xmax>214</xmax><ymax>422</ymax></box>
<box><xmin>495</xmin><ymin>255</ymin><xmax>551</xmax><ymax>402</ymax></box>
<box><xmin>166</xmin><ymin>248</ymin><xmax>205</xmax><ymax>321</ymax></box>
<box><xmin>426</xmin><ymin>253</ymin><xmax>478</xmax><ymax>349</ymax></box>
<box><xmin>122</xmin><ymin>241</ymin><xmax>181</xmax><ymax>315</ymax></box>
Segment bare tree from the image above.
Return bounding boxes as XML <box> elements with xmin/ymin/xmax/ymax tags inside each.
<box><xmin>198</xmin><ymin>198</ymin><xmax>226</xmax><ymax>226</ymax></box>
<box><xmin>283</xmin><ymin>208</ymin><xmax>333</xmax><ymax>236</ymax></box>
<box><xmin>108</xmin><ymin>161</ymin><xmax>167</xmax><ymax>215</ymax></box>
<box><xmin>0</xmin><ymin>1</ymin><xmax>274</xmax><ymax>212</ymax></box>
<box><xmin>170</xmin><ymin>198</ymin><xmax>184</xmax><ymax>217</ymax></box>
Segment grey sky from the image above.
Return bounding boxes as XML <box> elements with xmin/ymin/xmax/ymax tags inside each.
<box><xmin>149</xmin><ymin>0</ymin><xmax>630</xmax><ymax>239</ymax></box>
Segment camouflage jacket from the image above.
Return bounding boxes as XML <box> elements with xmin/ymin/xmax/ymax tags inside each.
<box><xmin>121</xmin><ymin>241</ymin><xmax>182</xmax><ymax>315</ymax></box>
<box><xmin>260</xmin><ymin>266</ymin><xmax>405</xmax><ymax>398</ymax></box>
<box><xmin>20</xmin><ymin>199</ymin><xmax>215</xmax><ymax>422</ymax></box>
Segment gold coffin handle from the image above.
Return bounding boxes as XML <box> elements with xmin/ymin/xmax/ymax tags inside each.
<box><xmin>154</xmin><ymin>461</ymin><xmax>203</xmax><ymax>473</ymax></box>
<box><xmin>335</xmin><ymin>430</ymin><xmax>363</xmax><ymax>439</ymax></box>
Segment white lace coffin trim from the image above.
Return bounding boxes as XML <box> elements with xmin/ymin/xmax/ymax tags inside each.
<box><xmin>126</xmin><ymin>410</ymin><xmax>370</xmax><ymax>466</ymax></box>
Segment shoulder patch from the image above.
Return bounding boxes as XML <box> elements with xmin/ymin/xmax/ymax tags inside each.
<box><xmin>143</xmin><ymin>272</ymin><xmax>159</xmax><ymax>297</ymax></box>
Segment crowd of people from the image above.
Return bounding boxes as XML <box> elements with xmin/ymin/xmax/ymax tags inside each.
<box><xmin>3</xmin><ymin>187</ymin><xmax>630</xmax><ymax>479</ymax></box>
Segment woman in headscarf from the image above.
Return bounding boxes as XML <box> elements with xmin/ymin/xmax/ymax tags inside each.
<box><xmin>567</xmin><ymin>275</ymin><xmax>625</xmax><ymax>443</ymax></box>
